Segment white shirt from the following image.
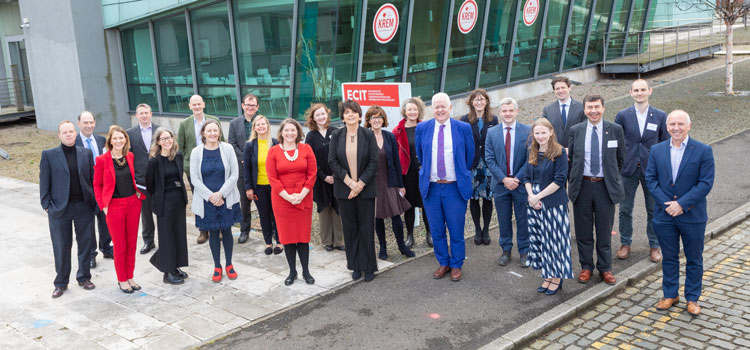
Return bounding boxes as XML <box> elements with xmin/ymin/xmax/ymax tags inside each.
<box><xmin>670</xmin><ymin>136</ymin><xmax>689</xmax><ymax>183</ymax></box>
<box><xmin>140</xmin><ymin>124</ymin><xmax>153</xmax><ymax>152</ymax></box>
<box><xmin>79</xmin><ymin>132</ymin><xmax>100</xmax><ymax>158</ymax></box>
<box><xmin>502</xmin><ymin>121</ymin><xmax>517</xmax><ymax>176</ymax></box>
<box><xmin>583</xmin><ymin>120</ymin><xmax>604</xmax><ymax>177</ymax></box>
<box><xmin>559</xmin><ymin>97</ymin><xmax>572</xmax><ymax>117</ymax></box>
<box><xmin>194</xmin><ymin>115</ymin><xmax>205</xmax><ymax>145</ymax></box>
<box><xmin>430</xmin><ymin>118</ymin><xmax>456</xmax><ymax>181</ymax></box>
<box><xmin>635</xmin><ymin>104</ymin><xmax>649</xmax><ymax>136</ymax></box>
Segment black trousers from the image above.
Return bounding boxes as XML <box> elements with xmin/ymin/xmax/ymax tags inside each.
<box><xmin>140</xmin><ymin>190</ymin><xmax>155</xmax><ymax>245</ymax></box>
<box><xmin>48</xmin><ymin>201</ymin><xmax>95</xmax><ymax>287</ymax></box>
<box><xmin>255</xmin><ymin>185</ymin><xmax>279</xmax><ymax>244</ymax></box>
<box><xmin>90</xmin><ymin>207</ymin><xmax>112</xmax><ymax>258</ymax></box>
<box><xmin>573</xmin><ymin>180</ymin><xmax>615</xmax><ymax>272</ymax></box>
<box><xmin>338</xmin><ymin>196</ymin><xmax>377</xmax><ymax>273</ymax></box>
<box><xmin>237</xmin><ymin>176</ymin><xmax>253</xmax><ymax>234</ymax></box>
<box><xmin>151</xmin><ymin>188</ymin><xmax>188</xmax><ymax>273</ymax></box>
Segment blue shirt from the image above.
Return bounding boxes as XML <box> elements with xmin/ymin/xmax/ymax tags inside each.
<box><xmin>669</xmin><ymin>136</ymin><xmax>689</xmax><ymax>183</ymax></box>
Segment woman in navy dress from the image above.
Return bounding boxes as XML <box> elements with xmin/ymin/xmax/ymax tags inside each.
<box><xmin>522</xmin><ymin>118</ymin><xmax>573</xmax><ymax>295</ymax></box>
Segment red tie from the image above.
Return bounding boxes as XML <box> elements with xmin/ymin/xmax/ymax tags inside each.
<box><xmin>505</xmin><ymin>127</ymin><xmax>512</xmax><ymax>176</ymax></box>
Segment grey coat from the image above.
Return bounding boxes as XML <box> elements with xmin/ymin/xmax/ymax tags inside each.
<box><xmin>567</xmin><ymin>120</ymin><xmax>625</xmax><ymax>204</ymax></box>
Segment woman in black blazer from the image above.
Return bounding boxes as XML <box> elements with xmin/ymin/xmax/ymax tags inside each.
<box><xmin>364</xmin><ymin>106</ymin><xmax>415</xmax><ymax>260</ymax></box>
<box><xmin>242</xmin><ymin>116</ymin><xmax>281</xmax><ymax>255</ymax></box>
<box><xmin>328</xmin><ymin>100</ymin><xmax>379</xmax><ymax>282</ymax></box>
<box><xmin>459</xmin><ymin>88</ymin><xmax>499</xmax><ymax>245</ymax></box>
<box><xmin>145</xmin><ymin>127</ymin><xmax>189</xmax><ymax>285</ymax></box>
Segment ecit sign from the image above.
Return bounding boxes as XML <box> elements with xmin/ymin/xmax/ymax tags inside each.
<box><xmin>523</xmin><ymin>0</ymin><xmax>539</xmax><ymax>26</ymax></box>
<box><xmin>373</xmin><ymin>3</ymin><xmax>399</xmax><ymax>44</ymax></box>
<box><xmin>341</xmin><ymin>82</ymin><xmax>412</xmax><ymax>131</ymax></box>
<box><xmin>457</xmin><ymin>0</ymin><xmax>478</xmax><ymax>34</ymax></box>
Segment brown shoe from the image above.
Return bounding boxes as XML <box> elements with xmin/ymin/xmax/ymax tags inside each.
<box><xmin>687</xmin><ymin>301</ymin><xmax>701</xmax><ymax>316</ymax></box>
<box><xmin>616</xmin><ymin>245</ymin><xmax>631</xmax><ymax>259</ymax></box>
<box><xmin>450</xmin><ymin>268</ymin><xmax>463</xmax><ymax>282</ymax></box>
<box><xmin>578</xmin><ymin>269</ymin><xmax>592</xmax><ymax>283</ymax></box>
<box><xmin>433</xmin><ymin>266</ymin><xmax>450</xmax><ymax>279</ymax></box>
<box><xmin>649</xmin><ymin>248</ymin><xmax>662</xmax><ymax>263</ymax></box>
<box><xmin>197</xmin><ymin>230</ymin><xmax>208</xmax><ymax>244</ymax></box>
<box><xmin>600</xmin><ymin>271</ymin><xmax>616</xmax><ymax>285</ymax></box>
<box><xmin>655</xmin><ymin>297</ymin><xmax>679</xmax><ymax>310</ymax></box>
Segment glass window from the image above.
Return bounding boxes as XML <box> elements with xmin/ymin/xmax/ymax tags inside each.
<box><xmin>537</xmin><ymin>0</ymin><xmax>570</xmax><ymax>75</ymax></box>
<box><xmin>606</xmin><ymin>0</ymin><xmax>632</xmax><ymax>59</ymax></box>
<box><xmin>623</xmin><ymin>0</ymin><xmax>647</xmax><ymax>55</ymax></box>
<box><xmin>121</xmin><ymin>26</ymin><xmax>157</xmax><ymax>110</ymax></box>
<box><xmin>479</xmin><ymin>0</ymin><xmax>517</xmax><ymax>88</ymax></box>
<box><xmin>510</xmin><ymin>0</ymin><xmax>546</xmax><ymax>82</ymax></box>
<box><xmin>563</xmin><ymin>0</ymin><xmax>593</xmax><ymax>70</ymax></box>
<box><xmin>361</xmin><ymin>0</ymin><xmax>409</xmax><ymax>82</ymax></box>
<box><xmin>293</xmin><ymin>0</ymin><xmax>361</xmax><ymax>119</ymax></box>
<box><xmin>154</xmin><ymin>14</ymin><xmax>193</xmax><ymax>113</ymax></box>
<box><xmin>405</xmin><ymin>0</ymin><xmax>451</xmax><ymax>100</ymax></box>
<box><xmin>444</xmin><ymin>0</ymin><xmax>487</xmax><ymax>95</ymax></box>
<box><xmin>191</xmin><ymin>2</ymin><xmax>236</xmax><ymax>116</ymax></box>
<box><xmin>585</xmin><ymin>0</ymin><xmax>613</xmax><ymax>65</ymax></box>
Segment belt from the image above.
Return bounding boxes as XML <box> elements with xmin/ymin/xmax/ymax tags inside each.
<box><xmin>434</xmin><ymin>180</ymin><xmax>455</xmax><ymax>184</ymax></box>
<box><xmin>583</xmin><ymin>176</ymin><xmax>604</xmax><ymax>182</ymax></box>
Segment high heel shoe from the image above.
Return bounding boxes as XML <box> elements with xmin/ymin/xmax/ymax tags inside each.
<box><xmin>545</xmin><ymin>279</ymin><xmax>563</xmax><ymax>295</ymax></box>
<box><xmin>537</xmin><ymin>279</ymin><xmax>551</xmax><ymax>293</ymax></box>
<box><xmin>226</xmin><ymin>265</ymin><xmax>237</xmax><ymax>280</ymax></box>
<box><xmin>118</xmin><ymin>282</ymin><xmax>134</xmax><ymax>294</ymax></box>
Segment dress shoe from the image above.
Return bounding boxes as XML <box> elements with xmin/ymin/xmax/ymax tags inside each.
<box><xmin>325</xmin><ymin>245</ymin><xmax>334</xmax><ymax>251</ymax></box>
<box><xmin>285</xmin><ymin>272</ymin><xmax>297</xmax><ymax>286</ymax></box>
<box><xmin>405</xmin><ymin>232</ymin><xmax>415</xmax><ymax>247</ymax></box>
<box><xmin>164</xmin><ymin>272</ymin><xmax>185</xmax><ymax>285</ymax></box>
<box><xmin>425</xmin><ymin>232</ymin><xmax>433</xmax><ymax>247</ymax></box>
<box><xmin>273</xmin><ymin>246</ymin><xmax>283</xmax><ymax>255</ymax></box>
<box><xmin>578</xmin><ymin>269</ymin><xmax>592</xmax><ymax>283</ymax></box>
<box><xmin>352</xmin><ymin>270</ymin><xmax>362</xmax><ymax>280</ymax></box>
<box><xmin>238</xmin><ymin>231</ymin><xmax>249</xmax><ymax>244</ymax></box>
<box><xmin>655</xmin><ymin>297</ymin><xmax>679</xmax><ymax>310</ymax></box>
<box><xmin>335</xmin><ymin>245</ymin><xmax>346</xmax><ymax>251</ymax></box>
<box><xmin>482</xmin><ymin>239</ymin><xmax>491</xmax><ymax>246</ymax></box>
<box><xmin>90</xmin><ymin>258</ymin><xmax>97</xmax><ymax>269</ymax></box>
<box><xmin>433</xmin><ymin>266</ymin><xmax>450</xmax><ymax>279</ymax></box>
<box><xmin>78</xmin><ymin>280</ymin><xmax>95</xmax><ymax>290</ymax></box>
<box><xmin>687</xmin><ymin>301</ymin><xmax>701</xmax><ymax>316</ymax></box>
<box><xmin>118</xmin><ymin>283</ymin><xmax>134</xmax><ymax>294</ymax></box>
<box><xmin>378</xmin><ymin>245</ymin><xmax>388</xmax><ymax>260</ymax></box>
<box><xmin>129</xmin><ymin>281</ymin><xmax>142</xmax><ymax>291</ymax></box>
<box><xmin>616</xmin><ymin>245</ymin><xmax>631</xmax><ymax>260</ymax></box>
<box><xmin>482</xmin><ymin>227</ymin><xmax>490</xmax><ymax>245</ymax></box>
<box><xmin>226</xmin><ymin>265</ymin><xmax>238</xmax><ymax>280</ymax></box>
<box><xmin>264</xmin><ymin>247</ymin><xmax>273</xmax><ymax>255</ymax></box>
<box><xmin>474</xmin><ymin>227</ymin><xmax>482</xmax><ymax>245</ymax></box>
<box><xmin>302</xmin><ymin>272</ymin><xmax>315</xmax><ymax>284</ymax></box>
<box><xmin>102</xmin><ymin>252</ymin><xmax>114</xmax><ymax>259</ymax></box>
<box><xmin>212</xmin><ymin>267</ymin><xmax>222</xmax><ymax>283</ymax></box>
<box><xmin>364</xmin><ymin>272</ymin><xmax>375</xmax><ymax>282</ymax></box>
<box><xmin>450</xmin><ymin>268</ymin><xmax>462</xmax><ymax>282</ymax></box>
<box><xmin>399</xmin><ymin>245</ymin><xmax>416</xmax><ymax>258</ymax></box>
<box><xmin>545</xmin><ymin>279</ymin><xmax>563</xmax><ymax>295</ymax></box>
<box><xmin>176</xmin><ymin>268</ymin><xmax>189</xmax><ymax>279</ymax></box>
<box><xmin>52</xmin><ymin>286</ymin><xmax>67</xmax><ymax>298</ymax></box>
<box><xmin>649</xmin><ymin>248</ymin><xmax>662</xmax><ymax>263</ymax></box>
<box><xmin>600</xmin><ymin>271</ymin><xmax>616</xmax><ymax>285</ymax></box>
<box><xmin>537</xmin><ymin>279</ymin><xmax>551</xmax><ymax>293</ymax></box>
<box><xmin>140</xmin><ymin>242</ymin><xmax>155</xmax><ymax>254</ymax></box>
<box><xmin>474</xmin><ymin>239</ymin><xmax>483</xmax><ymax>245</ymax></box>
<box><xmin>498</xmin><ymin>251</ymin><xmax>511</xmax><ymax>266</ymax></box>
<box><xmin>519</xmin><ymin>254</ymin><xmax>530</xmax><ymax>268</ymax></box>
<box><xmin>197</xmin><ymin>231</ymin><xmax>209</xmax><ymax>244</ymax></box>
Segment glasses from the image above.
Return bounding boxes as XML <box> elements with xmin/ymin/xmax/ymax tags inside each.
<box><xmin>159</xmin><ymin>136</ymin><xmax>173</xmax><ymax>141</ymax></box>
<box><xmin>473</xmin><ymin>98</ymin><xmax>486</xmax><ymax>102</ymax></box>
<box><xmin>243</xmin><ymin>103</ymin><xmax>258</xmax><ymax>108</ymax></box>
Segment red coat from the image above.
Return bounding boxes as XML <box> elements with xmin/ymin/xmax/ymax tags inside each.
<box><xmin>93</xmin><ymin>151</ymin><xmax>145</xmax><ymax>210</ymax></box>
<box><xmin>266</xmin><ymin>143</ymin><xmax>317</xmax><ymax>244</ymax></box>
<box><xmin>392</xmin><ymin>118</ymin><xmax>422</xmax><ymax>175</ymax></box>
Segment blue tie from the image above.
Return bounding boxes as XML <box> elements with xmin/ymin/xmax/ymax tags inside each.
<box><xmin>561</xmin><ymin>104</ymin><xmax>567</xmax><ymax>126</ymax></box>
<box><xmin>591</xmin><ymin>126</ymin><xmax>600</xmax><ymax>175</ymax></box>
<box><xmin>85</xmin><ymin>138</ymin><xmax>98</xmax><ymax>164</ymax></box>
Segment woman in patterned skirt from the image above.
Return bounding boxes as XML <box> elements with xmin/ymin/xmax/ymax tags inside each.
<box><xmin>522</xmin><ymin>118</ymin><xmax>573</xmax><ymax>295</ymax></box>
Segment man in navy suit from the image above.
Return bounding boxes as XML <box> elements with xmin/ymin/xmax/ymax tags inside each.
<box><xmin>415</xmin><ymin>92</ymin><xmax>474</xmax><ymax>282</ymax></box>
<box><xmin>645</xmin><ymin>110</ymin><xmax>714</xmax><ymax>316</ymax></box>
<box><xmin>485</xmin><ymin>97</ymin><xmax>531</xmax><ymax>267</ymax></box>
<box><xmin>41</xmin><ymin>120</ymin><xmax>98</xmax><ymax>298</ymax></box>
<box><xmin>541</xmin><ymin>76</ymin><xmax>586</xmax><ymax>148</ymax></box>
<box><xmin>75</xmin><ymin>111</ymin><xmax>112</xmax><ymax>268</ymax></box>
<box><xmin>614</xmin><ymin>80</ymin><xmax>669</xmax><ymax>263</ymax></box>
<box><xmin>126</xmin><ymin>104</ymin><xmax>159</xmax><ymax>254</ymax></box>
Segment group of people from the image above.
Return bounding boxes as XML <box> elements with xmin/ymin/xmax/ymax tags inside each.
<box><xmin>41</xmin><ymin>77</ymin><xmax>714</xmax><ymax>317</ymax></box>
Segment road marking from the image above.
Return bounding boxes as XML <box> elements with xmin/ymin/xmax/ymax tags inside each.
<box><xmin>509</xmin><ymin>271</ymin><xmax>523</xmax><ymax>277</ymax></box>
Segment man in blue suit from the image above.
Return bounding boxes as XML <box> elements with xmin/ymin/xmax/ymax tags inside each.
<box><xmin>614</xmin><ymin>79</ymin><xmax>669</xmax><ymax>263</ymax></box>
<box><xmin>645</xmin><ymin>110</ymin><xmax>714</xmax><ymax>317</ymax></box>
<box><xmin>415</xmin><ymin>92</ymin><xmax>474</xmax><ymax>282</ymax></box>
<box><xmin>40</xmin><ymin>120</ymin><xmax>98</xmax><ymax>298</ymax></box>
<box><xmin>485</xmin><ymin>97</ymin><xmax>531</xmax><ymax>267</ymax></box>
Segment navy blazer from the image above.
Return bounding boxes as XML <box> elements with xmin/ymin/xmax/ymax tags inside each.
<box><xmin>126</xmin><ymin>123</ymin><xmax>160</xmax><ymax>186</ymax></box>
<box><xmin>380</xmin><ymin>130</ymin><xmax>405</xmax><ymax>188</ymax></box>
<box><xmin>645</xmin><ymin>138</ymin><xmax>714</xmax><ymax>223</ymax></box>
<box><xmin>614</xmin><ymin>105</ymin><xmax>669</xmax><ymax>177</ymax></box>
<box><xmin>415</xmin><ymin>118</ymin><xmax>475</xmax><ymax>201</ymax></box>
<box><xmin>459</xmin><ymin>114</ymin><xmax>499</xmax><ymax>169</ymax></box>
<box><xmin>243</xmin><ymin>138</ymin><xmax>279</xmax><ymax>191</ymax></box>
<box><xmin>541</xmin><ymin>99</ymin><xmax>586</xmax><ymax>147</ymax></box>
<box><xmin>39</xmin><ymin>145</ymin><xmax>96</xmax><ymax>218</ymax></box>
<box><xmin>75</xmin><ymin>133</ymin><xmax>107</xmax><ymax>164</ymax></box>
<box><xmin>521</xmin><ymin>149</ymin><xmax>569</xmax><ymax>207</ymax></box>
<box><xmin>485</xmin><ymin>122</ymin><xmax>531</xmax><ymax>195</ymax></box>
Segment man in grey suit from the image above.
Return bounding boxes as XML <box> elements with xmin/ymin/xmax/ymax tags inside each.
<box><xmin>228</xmin><ymin>93</ymin><xmax>261</xmax><ymax>244</ymax></box>
<box><xmin>40</xmin><ymin>120</ymin><xmax>97</xmax><ymax>298</ymax></box>
<box><xmin>126</xmin><ymin>103</ymin><xmax>159</xmax><ymax>254</ymax></box>
<box><xmin>568</xmin><ymin>95</ymin><xmax>625</xmax><ymax>285</ymax></box>
<box><xmin>542</xmin><ymin>76</ymin><xmax>586</xmax><ymax>147</ymax></box>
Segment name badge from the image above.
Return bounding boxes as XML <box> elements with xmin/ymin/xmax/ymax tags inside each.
<box><xmin>607</xmin><ymin>140</ymin><xmax>618</xmax><ymax>148</ymax></box>
<box><xmin>646</xmin><ymin>123</ymin><xmax>658</xmax><ymax>131</ymax></box>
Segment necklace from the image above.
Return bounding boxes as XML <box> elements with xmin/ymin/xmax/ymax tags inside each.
<box><xmin>114</xmin><ymin>156</ymin><xmax>126</xmax><ymax>167</ymax></box>
<box><xmin>349</xmin><ymin>134</ymin><xmax>356</xmax><ymax>143</ymax></box>
<box><xmin>282</xmin><ymin>145</ymin><xmax>299</xmax><ymax>162</ymax></box>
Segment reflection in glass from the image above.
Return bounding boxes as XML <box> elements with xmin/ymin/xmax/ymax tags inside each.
<box><xmin>479</xmin><ymin>0</ymin><xmax>517</xmax><ymax>88</ymax></box>
<box><xmin>154</xmin><ymin>14</ymin><xmax>193</xmax><ymax>113</ymax></box>
<box><xmin>361</xmin><ymin>0</ymin><xmax>409</xmax><ymax>81</ymax></box>
<box><xmin>198</xmin><ymin>86</ymin><xmax>238</xmax><ymax>117</ymax></box>
<box><xmin>126</xmin><ymin>85</ymin><xmax>158</xmax><ymax>111</ymax></box>
<box><xmin>406</xmin><ymin>0</ymin><xmax>451</xmax><ymax>100</ymax></box>
<box><xmin>537</xmin><ymin>0</ymin><xmax>570</xmax><ymax>75</ymax></box>
<box><xmin>240</xmin><ymin>87</ymin><xmax>290</xmax><ymax>120</ymax></box>
<box><xmin>623</xmin><ymin>0</ymin><xmax>647</xmax><ymax>56</ymax></box>
<box><xmin>510</xmin><ymin>0</ymin><xmax>546</xmax><ymax>82</ymax></box>
<box><xmin>121</xmin><ymin>26</ymin><xmax>157</xmax><ymax>110</ymax></box>
<box><xmin>444</xmin><ymin>0</ymin><xmax>486</xmax><ymax>95</ymax></box>
<box><xmin>606</xmin><ymin>0</ymin><xmax>632</xmax><ymax>59</ymax></box>
<box><xmin>161</xmin><ymin>86</ymin><xmax>194</xmax><ymax>114</ymax></box>
<box><xmin>563</xmin><ymin>0</ymin><xmax>593</xmax><ymax>70</ymax></box>
<box><xmin>191</xmin><ymin>2</ymin><xmax>235</xmax><ymax>116</ymax></box>
<box><xmin>585</xmin><ymin>0</ymin><xmax>613</xmax><ymax>65</ymax></box>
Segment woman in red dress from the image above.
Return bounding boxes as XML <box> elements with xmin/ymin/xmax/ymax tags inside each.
<box><xmin>266</xmin><ymin>118</ymin><xmax>317</xmax><ymax>286</ymax></box>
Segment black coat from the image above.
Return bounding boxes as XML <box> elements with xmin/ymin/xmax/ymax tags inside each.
<box><xmin>328</xmin><ymin>126</ymin><xmax>379</xmax><ymax>199</ymax></box>
<box><xmin>125</xmin><ymin>123</ymin><xmax>160</xmax><ymax>186</ymax></box>
<box><xmin>39</xmin><ymin>145</ymin><xmax>97</xmax><ymax>217</ymax></box>
<box><xmin>243</xmin><ymin>137</ymin><xmax>279</xmax><ymax>191</ymax></box>
<box><xmin>380</xmin><ymin>130</ymin><xmax>405</xmax><ymax>188</ymax></box>
<box><xmin>145</xmin><ymin>152</ymin><xmax>188</xmax><ymax>217</ymax></box>
<box><xmin>305</xmin><ymin>128</ymin><xmax>338</xmax><ymax>212</ymax></box>
<box><xmin>460</xmin><ymin>114</ymin><xmax>499</xmax><ymax>170</ymax></box>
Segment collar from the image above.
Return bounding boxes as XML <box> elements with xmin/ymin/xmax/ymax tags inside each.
<box><xmin>193</xmin><ymin>114</ymin><xmax>205</xmax><ymax>123</ymax></box>
<box><xmin>435</xmin><ymin>118</ymin><xmax>450</xmax><ymax>127</ymax></box>
<box><xmin>587</xmin><ymin>120</ymin><xmax>603</xmax><ymax>129</ymax></box>
<box><xmin>79</xmin><ymin>132</ymin><xmax>94</xmax><ymax>142</ymax></box>
<box><xmin>634</xmin><ymin>104</ymin><xmax>649</xmax><ymax>115</ymax></box>
<box><xmin>502</xmin><ymin>120</ymin><xmax>517</xmax><ymax>129</ymax></box>
<box><xmin>139</xmin><ymin>123</ymin><xmax>152</xmax><ymax>131</ymax></box>
<box><xmin>559</xmin><ymin>98</ymin><xmax>572</xmax><ymax>106</ymax></box>
<box><xmin>670</xmin><ymin>136</ymin><xmax>689</xmax><ymax>150</ymax></box>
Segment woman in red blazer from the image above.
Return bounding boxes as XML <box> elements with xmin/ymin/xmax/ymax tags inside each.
<box><xmin>94</xmin><ymin>125</ymin><xmax>144</xmax><ymax>294</ymax></box>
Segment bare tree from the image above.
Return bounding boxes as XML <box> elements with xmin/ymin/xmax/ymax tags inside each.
<box><xmin>675</xmin><ymin>0</ymin><xmax>750</xmax><ymax>94</ymax></box>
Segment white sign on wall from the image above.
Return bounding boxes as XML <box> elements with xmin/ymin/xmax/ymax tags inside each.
<box><xmin>457</xmin><ymin>0</ymin><xmax>479</xmax><ymax>34</ymax></box>
<box><xmin>341</xmin><ymin>82</ymin><xmax>412</xmax><ymax>132</ymax></box>
<box><xmin>523</xmin><ymin>0</ymin><xmax>540</xmax><ymax>26</ymax></box>
<box><xmin>373</xmin><ymin>3</ymin><xmax>400</xmax><ymax>44</ymax></box>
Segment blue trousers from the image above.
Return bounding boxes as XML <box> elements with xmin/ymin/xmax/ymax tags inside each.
<box><xmin>654</xmin><ymin>220</ymin><xmax>705</xmax><ymax>302</ymax></box>
<box><xmin>423</xmin><ymin>182</ymin><xmax>467</xmax><ymax>268</ymax></box>
<box><xmin>495</xmin><ymin>189</ymin><xmax>529</xmax><ymax>254</ymax></box>
<box><xmin>619</xmin><ymin>167</ymin><xmax>658</xmax><ymax>248</ymax></box>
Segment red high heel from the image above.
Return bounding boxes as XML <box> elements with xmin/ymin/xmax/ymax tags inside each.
<box><xmin>212</xmin><ymin>267</ymin><xmax>222</xmax><ymax>283</ymax></box>
<box><xmin>226</xmin><ymin>265</ymin><xmax>237</xmax><ymax>280</ymax></box>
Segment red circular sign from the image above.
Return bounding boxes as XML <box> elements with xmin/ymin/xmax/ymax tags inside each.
<box><xmin>523</xmin><ymin>0</ymin><xmax>539</xmax><ymax>26</ymax></box>
<box><xmin>373</xmin><ymin>3</ymin><xmax>399</xmax><ymax>44</ymax></box>
<box><xmin>457</xmin><ymin>0</ymin><xmax>478</xmax><ymax>34</ymax></box>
